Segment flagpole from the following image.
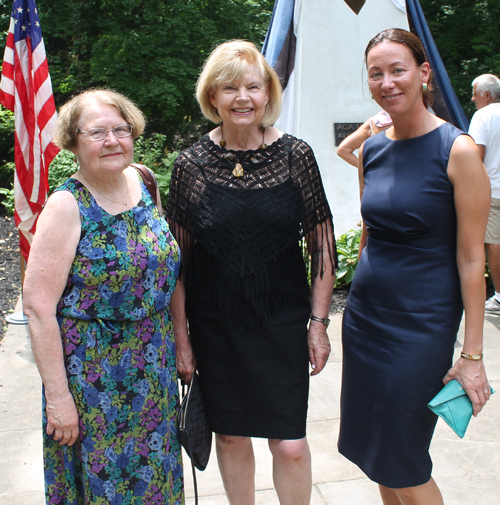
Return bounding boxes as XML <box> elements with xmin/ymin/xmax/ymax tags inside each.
<box><xmin>0</xmin><ymin>0</ymin><xmax>60</xmax><ymax>328</ymax></box>
<box><xmin>5</xmin><ymin>247</ymin><xmax>28</xmax><ymax>325</ymax></box>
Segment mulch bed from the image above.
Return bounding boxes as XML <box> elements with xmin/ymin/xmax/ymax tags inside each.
<box><xmin>330</xmin><ymin>285</ymin><xmax>350</xmax><ymax>315</ymax></box>
<box><xmin>0</xmin><ymin>215</ymin><xmax>348</xmax><ymax>341</ymax></box>
<box><xmin>0</xmin><ymin>215</ymin><xmax>23</xmax><ymax>341</ymax></box>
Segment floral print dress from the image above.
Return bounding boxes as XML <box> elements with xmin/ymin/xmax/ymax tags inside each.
<box><xmin>43</xmin><ymin>176</ymin><xmax>184</xmax><ymax>505</ymax></box>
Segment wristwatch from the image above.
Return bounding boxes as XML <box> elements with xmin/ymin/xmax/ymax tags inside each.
<box><xmin>309</xmin><ymin>314</ymin><xmax>331</xmax><ymax>327</ymax></box>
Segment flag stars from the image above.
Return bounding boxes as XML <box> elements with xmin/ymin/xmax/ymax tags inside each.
<box><xmin>17</xmin><ymin>7</ymin><xmax>22</xmax><ymax>13</ymax></box>
<box><xmin>35</xmin><ymin>21</ymin><xmax>39</xmax><ymax>27</ymax></box>
<box><xmin>21</xmin><ymin>25</ymin><xmax>26</xmax><ymax>31</ymax></box>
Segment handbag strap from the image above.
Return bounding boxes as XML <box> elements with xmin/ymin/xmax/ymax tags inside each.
<box><xmin>181</xmin><ymin>381</ymin><xmax>199</xmax><ymax>505</ymax></box>
<box><xmin>132</xmin><ymin>163</ymin><xmax>162</xmax><ymax>214</ymax></box>
<box><xmin>188</xmin><ymin>437</ymin><xmax>199</xmax><ymax>505</ymax></box>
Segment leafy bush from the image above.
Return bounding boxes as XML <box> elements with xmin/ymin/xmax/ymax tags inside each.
<box><xmin>155</xmin><ymin>151</ymin><xmax>178</xmax><ymax>205</ymax></box>
<box><xmin>335</xmin><ymin>227</ymin><xmax>362</xmax><ymax>288</ymax></box>
<box><xmin>300</xmin><ymin>226</ymin><xmax>362</xmax><ymax>289</ymax></box>
<box><xmin>0</xmin><ymin>107</ymin><xmax>15</xmax><ymax>213</ymax></box>
<box><xmin>0</xmin><ymin>107</ymin><xmax>14</xmax><ymax>173</ymax></box>
<box><xmin>133</xmin><ymin>133</ymin><xmax>168</xmax><ymax>169</ymax></box>
<box><xmin>301</xmin><ymin>238</ymin><xmax>312</xmax><ymax>287</ymax></box>
<box><xmin>0</xmin><ymin>162</ymin><xmax>15</xmax><ymax>214</ymax></box>
<box><xmin>133</xmin><ymin>133</ymin><xmax>178</xmax><ymax>207</ymax></box>
<box><xmin>48</xmin><ymin>150</ymin><xmax>79</xmax><ymax>190</ymax></box>
<box><xmin>0</xmin><ymin>150</ymin><xmax>78</xmax><ymax>214</ymax></box>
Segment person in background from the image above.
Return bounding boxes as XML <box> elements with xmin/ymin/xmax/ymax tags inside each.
<box><xmin>23</xmin><ymin>89</ymin><xmax>184</xmax><ymax>505</ymax></box>
<box><xmin>339</xmin><ymin>29</ymin><xmax>491</xmax><ymax>505</ymax></box>
<box><xmin>337</xmin><ymin>110</ymin><xmax>392</xmax><ymax>167</ymax></box>
<box><xmin>167</xmin><ymin>40</ymin><xmax>336</xmax><ymax>505</ymax></box>
<box><xmin>468</xmin><ymin>73</ymin><xmax>500</xmax><ymax>314</ymax></box>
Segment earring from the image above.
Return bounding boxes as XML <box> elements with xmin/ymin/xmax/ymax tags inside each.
<box><xmin>422</xmin><ymin>83</ymin><xmax>428</xmax><ymax>91</ymax></box>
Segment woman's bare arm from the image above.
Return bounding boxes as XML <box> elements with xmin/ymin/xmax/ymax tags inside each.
<box><xmin>23</xmin><ymin>191</ymin><xmax>81</xmax><ymax>445</ymax></box>
<box><xmin>444</xmin><ymin>134</ymin><xmax>491</xmax><ymax>415</ymax></box>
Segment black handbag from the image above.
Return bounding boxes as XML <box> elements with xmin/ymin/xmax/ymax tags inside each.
<box><xmin>178</xmin><ymin>372</ymin><xmax>212</xmax><ymax>504</ymax></box>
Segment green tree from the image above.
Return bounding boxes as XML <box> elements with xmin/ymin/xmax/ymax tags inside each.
<box><xmin>0</xmin><ymin>107</ymin><xmax>14</xmax><ymax>190</ymax></box>
<box><xmin>34</xmin><ymin>0</ymin><xmax>274</xmax><ymax>146</ymax></box>
<box><xmin>0</xmin><ymin>0</ymin><xmax>273</xmax><ymax>211</ymax></box>
<box><xmin>420</xmin><ymin>0</ymin><xmax>500</xmax><ymax>119</ymax></box>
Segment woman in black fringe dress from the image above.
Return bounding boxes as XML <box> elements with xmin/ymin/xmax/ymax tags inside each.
<box><xmin>166</xmin><ymin>40</ymin><xmax>336</xmax><ymax>504</ymax></box>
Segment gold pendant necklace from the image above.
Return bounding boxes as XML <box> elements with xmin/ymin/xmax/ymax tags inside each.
<box><xmin>79</xmin><ymin>172</ymin><xmax>128</xmax><ymax>206</ymax></box>
<box><xmin>219</xmin><ymin>125</ymin><xmax>267</xmax><ymax>178</ymax></box>
<box><xmin>232</xmin><ymin>163</ymin><xmax>244</xmax><ymax>177</ymax></box>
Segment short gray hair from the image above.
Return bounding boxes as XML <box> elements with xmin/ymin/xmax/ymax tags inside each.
<box><xmin>472</xmin><ymin>74</ymin><xmax>500</xmax><ymax>100</ymax></box>
<box><xmin>53</xmin><ymin>89</ymin><xmax>146</xmax><ymax>151</ymax></box>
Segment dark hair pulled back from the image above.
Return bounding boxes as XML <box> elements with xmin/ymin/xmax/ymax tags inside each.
<box><xmin>365</xmin><ymin>28</ymin><xmax>434</xmax><ymax>109</ymax></box>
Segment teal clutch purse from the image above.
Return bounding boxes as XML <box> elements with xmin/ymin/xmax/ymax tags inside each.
<box><xmin>428</xmin><ymin>379</ymin><xmax>495</xmax><ymax>438</ymax></box>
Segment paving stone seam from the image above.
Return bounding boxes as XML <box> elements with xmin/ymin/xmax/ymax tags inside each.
<box><xmin>312</xmin><ymin>483</ymin><xmax>329</xmax><ymax>504</ymax></box>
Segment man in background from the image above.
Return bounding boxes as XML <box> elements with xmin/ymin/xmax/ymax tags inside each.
<box><xmin>469</xmin><ymin>73</ymin><xmax>500</xmax><ymax>313</ymax></box>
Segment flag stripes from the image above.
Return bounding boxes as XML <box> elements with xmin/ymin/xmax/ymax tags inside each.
<box><xmin>0</xmin><ymin>0</ymin><xmax>59</xmax><ymax>260</ymax></box>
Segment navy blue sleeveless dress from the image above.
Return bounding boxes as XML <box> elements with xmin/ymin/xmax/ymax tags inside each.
<box><xmin>338</xmin><ymin>123</ymin><xmax>464</xmax><ymax>488</ymax></box>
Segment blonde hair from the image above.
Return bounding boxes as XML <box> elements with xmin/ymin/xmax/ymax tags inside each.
<box><xmin>53</xmin><ymin>89</ymin><xmax>146</xmax><ymax>151</ymax></box>
<box><xmin>196</xmin><ymin>40</ymin><xmax>282</xmax><ymax>126</ymax></box>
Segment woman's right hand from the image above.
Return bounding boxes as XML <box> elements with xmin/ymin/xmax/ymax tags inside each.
<box><xmin>176</xmin><ymin>340</ymin><xmax>196</xmax><ymax>385</ymax></box>
<box><xmin>443</xmin><ymin>357</ymin><xmax>490</xmax><ymax>416</ymax></box>
<box><xmin>45</xmin><ymin>390</ymin><xmax>80</xmax><ymax>446</ymax></box>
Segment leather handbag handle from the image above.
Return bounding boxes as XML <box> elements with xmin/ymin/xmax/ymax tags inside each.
<box><xmin>132</xmin><ymin>164</ymin><xmax>162</xmax><ymax>214</ymax></box>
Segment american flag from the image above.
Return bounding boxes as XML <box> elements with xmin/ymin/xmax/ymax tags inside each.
<box><xmin>0</xmin><ymin>0</ymin><xmax>59</xmax><ymax>261</ymax></box>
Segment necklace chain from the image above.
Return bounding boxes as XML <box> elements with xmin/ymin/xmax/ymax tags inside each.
<box><xmin>219</xmin><ymin>125</ymin><xmax>267</xmax><ymax>178</ymax></box>
<box><xmin>79</xmin><ymin>172</ymin><xmax>128</xmax><ymax>206</ymax></box>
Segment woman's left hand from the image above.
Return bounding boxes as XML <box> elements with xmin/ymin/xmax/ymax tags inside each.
<box><xmin>443</xmin><ymin>358</ymin><xmax>490</xmax><ymax>416</ymax></box>
<box><xmin>308</xmin><ymin>322</ymin><xmax>331</xmax><ymax>376</ymax></box>
<box><xmin>176</xmin><ymin>340</ymin><xmax>196</xmax><ymax>385</ymax></box>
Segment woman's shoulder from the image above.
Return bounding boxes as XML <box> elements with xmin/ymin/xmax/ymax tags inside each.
<box><xmin>181</xmin><ymin>134</ymin><xmax>211</xmax><ymax>152</ymax></box>
<box><xmin>42</xmin><ymin>186</ymin><xmax>81</xmax><ymax>224</ymax></box>
<box><xmin>434</xmin><ymin>122</ymin><xmax>468</xmax><ymax>154</ymax></box>
<box><xmin>449</xmin><ymin>129</ymin><xmax>478</xmax><ymax>155</ymax></box>
<box><xmin>448</xmin><ymin>126</ymin><xmax>489</xmax><ymax>186</ymax></box>
<box><xmin>279</xmin><ymin>133</ymin><xmax>315</xmax><ymax>156</ymax></box>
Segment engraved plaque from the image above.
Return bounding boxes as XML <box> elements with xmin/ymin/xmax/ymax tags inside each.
<box><xmin>334</xmin><ymin>122</ymin><xmax>364</xmax><ymax>146</ymax></box>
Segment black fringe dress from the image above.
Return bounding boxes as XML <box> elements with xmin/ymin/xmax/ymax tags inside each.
<box><xmin>166</xmin><ymin>134</ymin><xmax>335</xmax><ymax>439</ymax></box>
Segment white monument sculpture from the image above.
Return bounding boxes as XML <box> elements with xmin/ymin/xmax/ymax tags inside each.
<box><xmin>277</xmin><ymin>0</ymin><xmax>408</xmax><ymax>234</ymax></box>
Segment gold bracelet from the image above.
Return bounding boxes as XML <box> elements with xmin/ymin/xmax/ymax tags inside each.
<box><xmin>460</xmin><ymin>352</ymin><xmax>483</xmax><ymax>361</ymax></box>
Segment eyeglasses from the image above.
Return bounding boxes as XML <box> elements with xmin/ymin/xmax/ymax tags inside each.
<box><xmin>76</xmin><ymin>124</ymin><xmax>133</xmax><ymax>141</ymax></box>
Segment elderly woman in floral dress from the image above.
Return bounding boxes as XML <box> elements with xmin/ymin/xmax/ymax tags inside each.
<box><xmin>23</xmin><ymin>89</ymin><xmax>184</xmax><ymax>505</ymax></box>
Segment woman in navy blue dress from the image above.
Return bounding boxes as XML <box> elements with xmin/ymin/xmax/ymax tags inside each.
<box><xmin>339</xmin><ymin>29</ymin><xmax>491</xmax><ymax>504</ymax></box>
